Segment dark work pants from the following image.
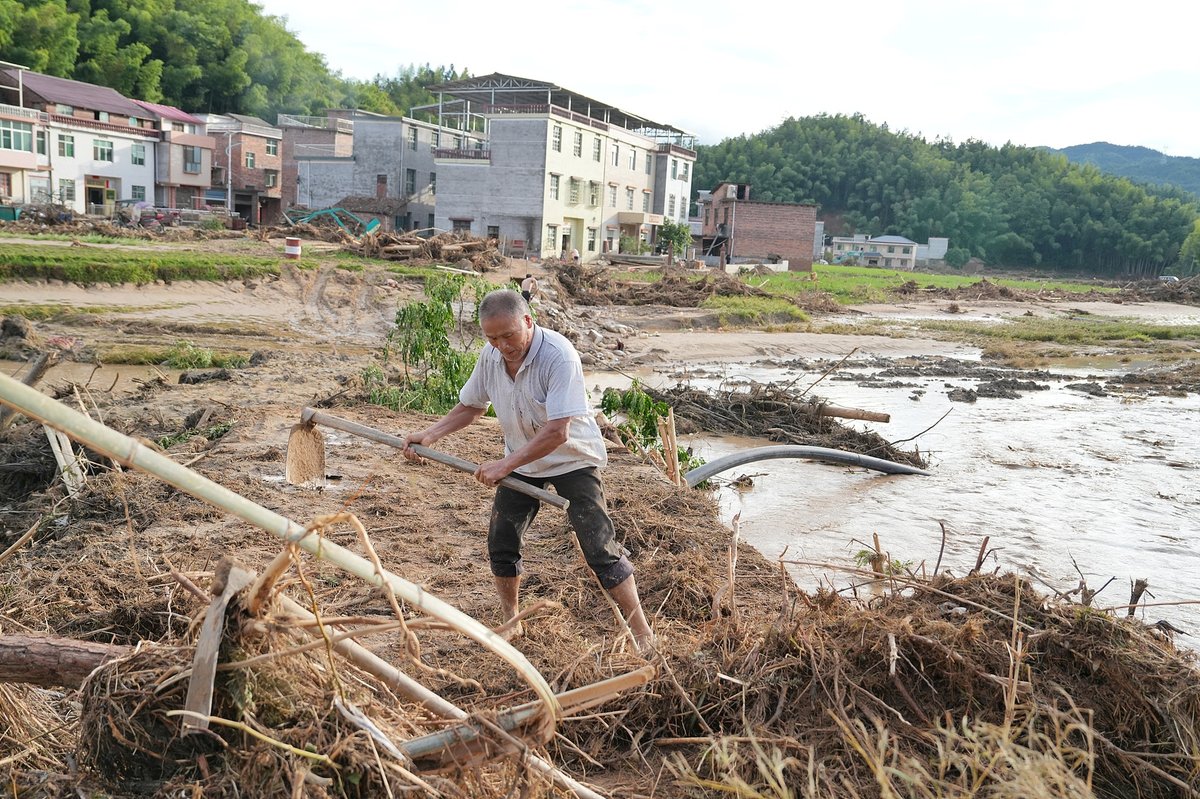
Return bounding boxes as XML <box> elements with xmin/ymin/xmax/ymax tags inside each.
<box><xmin>488</xmin><ymin>467</ymin><xmax>634</xmax><ymax>589</ymax></box>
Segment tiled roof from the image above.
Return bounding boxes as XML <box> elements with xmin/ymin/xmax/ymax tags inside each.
<box><xmin>871</xmin><ymin>234</ymin><xmax>916</xmax><ymax>244</ymax></box>
<box><xmin>132</xmin><ymin>99</ymin><xmax>203</xmax><ymax>125</ymax></box>
<box><xmin>1</xmin><ymin>69</ymin><xmax>145</xmax><ymax>118</ymax></box>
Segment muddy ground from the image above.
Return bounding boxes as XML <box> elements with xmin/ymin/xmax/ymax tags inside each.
<box><xmin>4</xmin><ymin>245</ymin><xmax>1200</xmax><ymax>797</ymax></box>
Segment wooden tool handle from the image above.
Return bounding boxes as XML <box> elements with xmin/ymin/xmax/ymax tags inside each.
<box><xmin>301</xmin><ymin>409</ymin><xmax>569</xmax><ymax>510</ymax></box>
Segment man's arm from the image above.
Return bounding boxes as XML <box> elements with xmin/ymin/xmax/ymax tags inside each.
<box><xmin>400</xmin><ymin>403</ymin><xmax>487</xmax><ymax>462</ymax></box>
<box><xmin>473</xmin><ymin>416</ymin><xmax>570</xmax><ymax>486</ymax></box>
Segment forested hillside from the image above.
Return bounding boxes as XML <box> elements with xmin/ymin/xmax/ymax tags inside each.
<box><xmin>0</xmin><ymin>0</ymin><xmax>464</xmax><ymax>121</ymax></box>
<box><xmin>1051</xmin><ymin>142</ymin><xmax>1200</xmax><ymax>200</ymax></box>
<box><xmin>694</xmin><ymin>115</ymin><xmax>1199</xmax><ymax>277</ymax></box>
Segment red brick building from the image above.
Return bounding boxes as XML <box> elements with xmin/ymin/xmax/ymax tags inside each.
<box><xmin>199</xmin><ymin>113</ymin><xmax>282</xmax><ymax>225</ymax></box>
<box><xmin>700</xmin><ymin>183</ymin><xmax>817</xmax><ymax>271</ymax></box>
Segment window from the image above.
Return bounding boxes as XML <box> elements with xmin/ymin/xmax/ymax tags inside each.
<box><xmin>587</xmin><ymin>227</ymin><xmax>597</xmax><ymax>252</ymax></box>
<box><xmin>452</xmin><ymin>134</ymin><xmax>462</xmax><ymax>149</ymax></box>
<box><xmin>55</xmin><ymin>104</ymin><xmax>73</xmax><ymax>115</ymax></box>
<box><xmin>0</xmin><ymin>172</ymin><xmax>10</xmax><ymax>196</ymax></box>
<box><xmin>35</xmin><ymin>130</ymin><xmax>46</xmax><ymax>155</ymax></box>
<box><xmin>59</xmin><ymin>178</ymin><xmax>76</xmax><ymax>202</ymax></box>
<box><xmin>173</xmin><ymin>122</ymin><xmax>186</xmax><ymax>132</ymax></box>
<box><xmin>607</xmin><ymin>184</ymin><xmax>617</xmax><ymax>207</ymax></box>
<box><xmin>642</xmin><ymin>192</ymin><xmax>650</xmax><ymax>212</ymax></box>
<box><xmin>589</xmin><ymin>182</ymin><xmax>599</xmax><ymax>206</ymax></box>
<box><xmin>569</xmin><ymin>178</ymin><xmax>579</xmax><ymax>204</ymax></box>
<box><xmin>131</xmin><ymin>143</ymin><xmax>146</xmax><ymax>166</ymax></box>
<box><xmin>29</xmin><ymin>176</ymin><xmax>50</xmax><ymax>202</ymax></box>
<box><xmin>431</xmin><ymin>131</ymin><xmax>439</xmax><ymax>151</ymax></box>
<box><xmin>887</xmin><ymin>246</ymin><xmax>895</xmax><ymax>253</ymax></box>
<box><xmin>645</xmin><ymin>154</ymin><xmax>652</xmax><ymax>175</ymax></box>
<box><xmin>407</xmin><ymin>128</ymin><xmax>417</xmax><ymax>151</ymax></box>
<box><xmin>573</xmin><ymin>131</ymin><xmax>582</xmax><ymax>157</ymax></box>
<box><xmin>551</xmin><ymin>125</ymin><xmax>562</xmax><ymax>152</ymax></box>
<box><xmin>95</xmin><ymin>111</ymin><xmax>109</xmax><ymax>123</ymax></box>
<box><xmin>625</xmin><ymin>187</ymin><xmax>634</xmax><ymax>210</ymax></box>
<box><xmin>405</xmin><ymin>168</ymin><xmax>416</xmax><ymax>195</ymax></box>
<box><xmin>93</xmin><ymin>139</ymin><xmax>114</xmax><ymax>161</ymax></box>
<box><xmin>546</xmin><ymin>224</ymin><xmax>557</xmax><ymax>248</ymax></box>
<box><xmin>265</xmin><ymin>170</ymin><xmax>278</xmax><ymax>188</ymax></box>
<box><xmin>128</xmin><ymin>116</ymin><xmax>139</xmax><ymax>128</ymax></box>
<box><xmin>704</xmin><ymin>208</ymin><xmax>710</xmax><ymax>225</ymax></box>
<box><xmin>266</xmin><ymin>139</ymin><xmax>278</xmax><ymax>156</ymax></box>
<box><xmin>548</xmin><ymin>174</ymin><xmax>560</xmax><ymax>200</ymax></box>
<box><xmin>131</xmin><ymin>185</ymin><xmax>146</xmax><ymax>201</ymax></box>
<box><xmin>0</xmin><ymin>120</ymin><xmax>33</xmax><ymax>152</ymax></box>
<box><xmin>681</xmin><ymin>161</ymin><xmax>689</xmax><ymax>180</ymax></box>
<box><xmin>668</xmin><ymin>195</ymin><xmax>676</xmax><ymax>217</ymax></box>
<box><xmin>428</xmin><ymin>213</ymin><xmax>435</xmax><ymax>229</ymax></box>
<box><xmin>452</xmin><ymin>219</ymin><xmax>471</xmax><ymax>233</ymax></box>
<box><xmin>903</xmin><ymin>246</ymin><xmax>911</xmax><ymax>254</ymax></box>
<box><xmin>58</xmin><ymin>134</ymin><xmax>74</xmax><ymax>157</ymax></box>
<box><xmin>487</xmin><ymin>225</ymin><xmax>500</xmax><ymax>238</ymax></box>
<box><xmin>183</xmin><ymin>146</ymin><xmax>202</xmax><ymax>173</ymax></box>
<box><xmin>611</xmin><ymin>144</ymin><xmax>619</xmax><ymax>167</ymax></box>
<box><xmin>671</xmin><ymin>159</ymin><xmax>678</xmax><ymax>179</ymax></box>
<box><xmin>628</xmin><ymin>148</ymin><xmax>636</xmax><ymax>170</ymax></box>
<box><xmin>245</xmin><ymin>151</ymin><xmax>255</xmax><ymax>168</ymax></box>
<box><xmin>429</xmin><ymin>172</ymin><xmax>436</xmax><ymax>195</ymax></box>
<box><xmin>592</xmin><ymin>138</ymin><xmax>601</xmax><ymax>161</ymax></box>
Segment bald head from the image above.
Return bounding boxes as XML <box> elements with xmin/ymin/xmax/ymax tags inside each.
<box><xmin>479</xmin><ymin>289</ymin><xmax>530</xmax><ymax>322</ymax></box>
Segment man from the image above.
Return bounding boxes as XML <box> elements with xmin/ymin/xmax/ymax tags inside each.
<box><xmin>519</xmin><ymin>273</ymin><xmax>538</xmax><ymax>303</ymax></box>
<box><xmin>401</xmin><ymin>289</ymin><xmax>655</xmax><ymax>651</ymax></box>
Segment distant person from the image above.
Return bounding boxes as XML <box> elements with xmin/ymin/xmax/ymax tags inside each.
<box><xmin>520</xmin><ymin>273</ymin><xmax>538</xmax><ymax>303</ymax></box>
<box><xmin>570</xmin><ymin>247</ymin><xmax>580</xmax><ymax>264</ymax></box>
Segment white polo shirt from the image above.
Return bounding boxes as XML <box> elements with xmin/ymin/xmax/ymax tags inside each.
<box><xmin>460</xmin><ymin>325</ymin><xmax>607</xmax><ymax>478</ymax></box>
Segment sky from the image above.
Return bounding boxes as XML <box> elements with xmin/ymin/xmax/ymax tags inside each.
<box><xmin>253</xmin><ymin>0</ymin><xmax>1200</xmax><ymax>158</ymax></box>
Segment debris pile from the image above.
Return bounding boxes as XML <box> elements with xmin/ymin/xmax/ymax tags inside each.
<box><xmin>345</xmin><ymin>231</ymin><xmax>506</xmax><ymax>271</ymax></box>
<box><xmin>555</xmin><ymin>261</ymin><xmax>774</xmax><ymax>307</ymax></box>
<box><xmin>646</xmin><ymin>382</ymin><xmax>926</xmax><ymax>466</ymax></box>
<box><xmin>3</xmin><ymin>372</ymin><xmax>1200</xmax><ymax>797</ymax></box>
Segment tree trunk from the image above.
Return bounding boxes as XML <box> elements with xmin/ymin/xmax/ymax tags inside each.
<box><xmin>0</xmin><ymin>635</ymin><xmax>132</xmax><ymax>688</ymax></box>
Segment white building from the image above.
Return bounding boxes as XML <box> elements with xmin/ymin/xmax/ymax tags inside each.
<box><xmin>0</xmin><ymin>68</ymin><xmax>157</xmax><ymax>214</ymax></box>
<box><xmin>423</xmin><ymin>74</ymin><xmax>696</xmax><ymax>260</ymax></box>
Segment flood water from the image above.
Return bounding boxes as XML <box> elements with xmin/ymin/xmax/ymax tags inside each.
<box><xmin>590</xmin><ymin>357</ymin><xmax>1200</xmax><ymax>636</ymax></box>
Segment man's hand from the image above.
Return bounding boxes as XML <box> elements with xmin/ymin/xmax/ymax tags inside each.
<box><xmin>474</xmin><ymin>459</ymin><xmax>513</xmax><ymax>487</ymax></box>
<box><xmin>400</xmin><ymin>430</ymin><xmax>432</xmax><ymax>463</ymax></box>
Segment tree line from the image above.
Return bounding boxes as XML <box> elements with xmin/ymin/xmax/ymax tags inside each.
<box><xmin>693</xmin><ymin>114</ymin><xmax>1199</xmax><ymax>277</ymax></box>
<box><xmin>0</xmin><ymin>0</ymin><xmax>464</xmax><ymax>121</ymax></box>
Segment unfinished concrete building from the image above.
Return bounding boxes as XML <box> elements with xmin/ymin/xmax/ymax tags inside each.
<box><xmin>292</xmin><ymin>110</ymin><xmax>482</xmax><ymax>232</ymax></box>
<box><xmin>421</xmin><ymin>73</ymin><xmax>696</xmax><ymax>260</ymax></box>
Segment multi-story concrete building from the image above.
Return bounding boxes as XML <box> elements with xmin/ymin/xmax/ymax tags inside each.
<box><xmin>0</xmin><ymin>67</ymin><xmax>157</xmax><ymax>214</ymax></box>
<box><xmin>276</xmin><ymin>112</ymin><xmax>354</xmax><ymax>210</ymax></box>
<box><xmin>200</xmin><ymin>113</ymin><xmax>283</xmax><ymax>225</ymax></box>
<box><xmin>423</xmin><ymin>73</ymin><xmax>696</xmax><ymax>260</ymax></box>
<box><xmin>132</xmin><ymin>100</ymin><xmax>215</xmax><ymax>211</ymax></box>
<box><xmin>830</xmin><ymin>234</ymin><xmax>918</xmax><ymax>269</ymax></box>
<box><xmin>291</xmin><ymin>110</ymin><xmax>458</xmax><ymax>232</ymax></box>
<box><xmin>700</xmin><ymin>182</ymin><xmax>817</xmax><ymax>271</ymax></box>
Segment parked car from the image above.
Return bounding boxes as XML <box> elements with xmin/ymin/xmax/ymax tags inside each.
<box><xmin>1158</xmin><ymin>275</ymin><xmax>1180</xmax><ymax>283</ymax></box>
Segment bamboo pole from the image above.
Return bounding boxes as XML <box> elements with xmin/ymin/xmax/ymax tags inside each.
<box><xmin>0</xmin><ymin>352</ymin><xmax>54</xmax><ymax>432</ymax></box>
<box><xmin>0</xmin><ymin>372</ymin><xmax>560</xmax><ymax>719</ymax></box>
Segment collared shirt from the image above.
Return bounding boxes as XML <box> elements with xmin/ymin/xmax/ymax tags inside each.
<box><xmin>460</xmin><ymin>325</ymin><xmax>607</xmax><ymax>477</ymax></box>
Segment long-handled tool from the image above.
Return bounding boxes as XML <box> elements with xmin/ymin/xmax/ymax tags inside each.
<box><xmin>285</xmin><ymin>408</ymin><xmax>569</xmax><ymax>510</ymax></box>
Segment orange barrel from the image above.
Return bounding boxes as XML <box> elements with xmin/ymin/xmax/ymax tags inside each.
<box><xmin>284</xmin><ymin>237</ymin><xmax>302</xmax><ymax>260</ymax></box>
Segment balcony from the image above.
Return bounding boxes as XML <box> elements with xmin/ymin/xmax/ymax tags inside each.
<box><xmin>657</xmin><ymin>142</ymin><xmax>697</xmax><ymax>160</ymax></box>
<box><xmin>48</xmin><ymin>113</ymin><xmax>158</xmax><ymax>139</ymax></box>
<box><xmin>0</xmin><ymin>103</ymin><xmax>46</xmax><ymax>123</ymax></box>
<box><xmin>433</xmin><ymin>148</ymin><xmax>490</xmax><ymax>162</ymax></box>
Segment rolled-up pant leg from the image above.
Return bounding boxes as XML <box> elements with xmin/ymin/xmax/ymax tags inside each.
<box><xmin>547</xmin><ymin>468</ymin><xmax>634</xmax><ymax>589</ymax></box>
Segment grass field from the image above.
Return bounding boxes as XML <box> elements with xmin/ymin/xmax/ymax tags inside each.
<box><xmin>0</xmin><ymin>243</ymin><xmax>317</xmax><ymax>284</ymax></box>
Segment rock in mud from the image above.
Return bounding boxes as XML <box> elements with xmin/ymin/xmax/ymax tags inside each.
<box><xmin>179</xmin><ymin>369</ymin><xmax>233</xmax><ymax>384</ymax></box>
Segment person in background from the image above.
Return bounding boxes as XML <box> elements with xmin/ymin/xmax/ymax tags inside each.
<box><xmin>520</xmin><ymin>273</ymin><xmax>539</xmax><ymax>303</ymax></box>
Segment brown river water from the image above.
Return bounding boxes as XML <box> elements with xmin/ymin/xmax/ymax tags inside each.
<box><xmin>589</xmin><ymin>356</ymin><xmax>1200</xmax><ymax>637</ymax></box>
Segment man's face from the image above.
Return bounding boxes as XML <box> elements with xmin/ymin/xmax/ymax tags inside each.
<box><xmin>482</xmin><ymin>312</ymin><xmax>534</xmax><ymax>365</ymax></box>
